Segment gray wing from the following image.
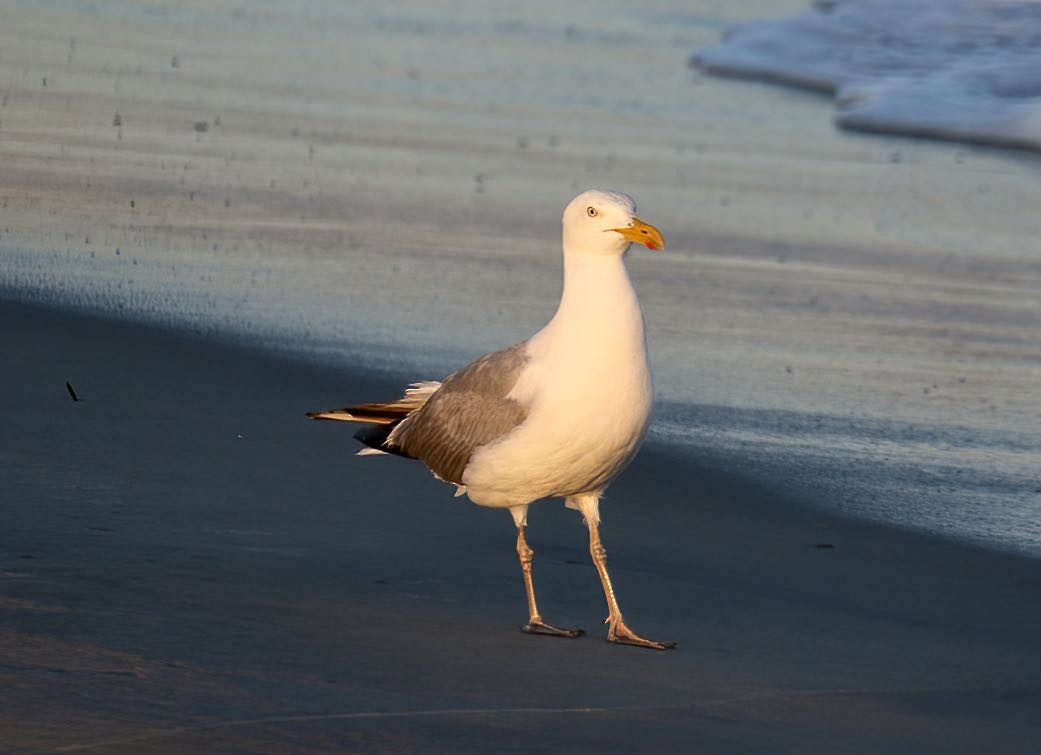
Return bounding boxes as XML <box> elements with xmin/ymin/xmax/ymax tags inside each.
<box><xmin>390</xmin><ymin>343</ymin><xmax>530</xmax><ymax>484</ymax></box>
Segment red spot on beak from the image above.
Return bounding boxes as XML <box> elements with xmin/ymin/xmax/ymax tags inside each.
<box><xmin>646</xmin><ymin>242</ymin><xmax>657</xmax><ymax>250</ymax></box>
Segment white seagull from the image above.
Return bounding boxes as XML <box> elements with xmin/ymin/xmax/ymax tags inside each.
<box><xmin>309</xmin><ymin>189</ymin><xmax>674</xmax><ymax>650</ymax></box>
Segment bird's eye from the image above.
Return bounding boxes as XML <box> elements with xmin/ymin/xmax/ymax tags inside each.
<box><xmin>586</xmin><ymin>206</ymin><xmax>598</xmax><ymax>217</ymax></box>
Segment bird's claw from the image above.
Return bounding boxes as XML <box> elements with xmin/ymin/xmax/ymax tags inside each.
<box><xmin>606</xmin><ymin>617</ymin><xmax>676</xmax><ymax>651</ymax></box>
<box><xmin>523</xmin><ymin>620</ymin><xmax>585</xmax><ymax>638</ymax></box>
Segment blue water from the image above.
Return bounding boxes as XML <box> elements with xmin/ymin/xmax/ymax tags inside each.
<box><xmin>696</xmin><ymin>0</ymin><xmax>1041</xmax><ymax>151</ymax></box>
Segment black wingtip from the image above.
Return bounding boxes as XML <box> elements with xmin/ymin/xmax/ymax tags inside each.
<box><xmin>65</xmin><ymin>381</ymin><xmax>80</xmax><ymax>402</ymax></box>
<box><xmin>354</xmin><ymin>424</ymin><xmax>415</xmax><ymax>460</ymax></box>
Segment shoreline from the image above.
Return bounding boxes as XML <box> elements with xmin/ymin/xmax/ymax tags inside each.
<box><xmin>3</xmin><ymin>296</ymin><xmax>1040</xmax><ymax>752</ymax></box>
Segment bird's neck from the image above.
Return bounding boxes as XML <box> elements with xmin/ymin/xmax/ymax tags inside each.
<box><xmin>541</xmin><ymin>251</ymin><xmax>645</xmax><ymax>348</ymax></box>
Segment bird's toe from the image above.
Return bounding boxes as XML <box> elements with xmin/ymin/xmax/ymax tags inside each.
<box><xmin>523</xmin><ymin>620</ymin><xmax>585</xmax><ymax>638</ymax></box>
<box><xmin>606</xmin><ymin>619</ymin><xmax>675</xmax><ymax>650</ymax></box>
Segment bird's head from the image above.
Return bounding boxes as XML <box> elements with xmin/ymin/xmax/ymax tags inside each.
<box><xmin>562</xmin><ymin>189</ymin><xmax>665</xmax><ymax>257</ymax></box>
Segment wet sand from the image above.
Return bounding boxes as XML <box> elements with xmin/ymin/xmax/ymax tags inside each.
<box><xmin>3</xmin><ymin>298</ymin><xmax>1040</xmax><ymax>753</ymax></box>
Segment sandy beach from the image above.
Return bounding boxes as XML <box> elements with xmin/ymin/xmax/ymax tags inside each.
<box><xmin>3</xmin><ymin>299</ymin><xmax>1041</xmax><ymax>753</ymax></box>
<box><xmin>2</xmin><ymin>0</ymin><xmax>1041</xmax><ymax>751</ymax></box>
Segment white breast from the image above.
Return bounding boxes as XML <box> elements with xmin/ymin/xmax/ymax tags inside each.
<box><xmin>463</xmin><ymin>253</ymin><xmax>652</xmax><ymax>508</ymax></box>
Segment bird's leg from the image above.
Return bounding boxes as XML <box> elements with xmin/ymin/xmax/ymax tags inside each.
<box><xmin>516</xmin><ymin>526</ymin><xmax>584</xmax><ymax>638</ymax></box>
<box><xmin>586</xmin><ymin>517</ymin><xmax>676</xmax><ymax>650</ymax></box>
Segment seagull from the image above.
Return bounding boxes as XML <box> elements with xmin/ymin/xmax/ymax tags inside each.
<box><xmin>308</xmin><ymin>189</ymin><xmax>674</xmax><ymax>650</ymax></box>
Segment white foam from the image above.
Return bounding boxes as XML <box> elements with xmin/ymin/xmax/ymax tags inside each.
<box><xmin>696</xmin><ymin>0</ymin><xmax>1041</xmax><ymax>151</ymax></box>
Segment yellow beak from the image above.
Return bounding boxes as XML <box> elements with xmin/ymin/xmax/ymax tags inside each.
<box><xmin>611</xmin><ymin>218</ymin><xmax>665</xmax><ymax>251</ymax></box>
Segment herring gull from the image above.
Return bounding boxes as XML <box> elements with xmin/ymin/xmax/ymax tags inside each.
<box><xmin>308</xmin><ymin>189</ymin><xmax>674</xmax><ymax>650</ymax></box>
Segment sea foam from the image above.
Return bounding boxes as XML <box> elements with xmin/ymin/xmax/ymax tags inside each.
<box><xmin>695</xmin><ymin>0</ymin><xmax>1041</xmax><ymax>151</ymax></box>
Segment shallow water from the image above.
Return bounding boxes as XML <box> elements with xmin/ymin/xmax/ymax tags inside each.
<box><xmin>696</xmin><ymin>0</ymin><xmax>1041</xmax><ymax>151</ymax></box>
<box><xmin>1</xmin><ymin>0</ymin><xmax>1039</xmax><ymax>555</ymax></box>
<box><xmin>655</xmin><ymin>402</ymin><xmax>1041</xmax><ymax>556</ymax></box>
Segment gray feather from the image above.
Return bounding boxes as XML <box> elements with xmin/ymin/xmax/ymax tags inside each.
<box><xmin>391</xmin><ymin>343</ymin><xmax>530</xmax><ymax>484</ymax></box>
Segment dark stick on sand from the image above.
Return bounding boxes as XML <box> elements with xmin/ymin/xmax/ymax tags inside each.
<box><xmin>65</xmin><ymin>381</ymin><xmax>79</xmax><ymax>401</ymax></box>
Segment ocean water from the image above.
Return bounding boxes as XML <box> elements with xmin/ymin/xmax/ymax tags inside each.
<box><xmin>696</xmin><ymin>0</ymin><xmax>1041</xmax><ymax>151</ymax></box>
<box><xmin>1</xmin><ymin>0</ymin><xmax>1039</xmax><ymax>556</ymax></box>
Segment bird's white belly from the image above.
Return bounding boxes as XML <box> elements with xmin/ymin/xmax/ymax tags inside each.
<box><xmin>462</xmin><ymin>355</ymin><xmax>652</xmax><ymax>508</ymax></box>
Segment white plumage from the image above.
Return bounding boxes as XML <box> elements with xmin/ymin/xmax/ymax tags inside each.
<box><xmin>464</xmin><ymin>193</ymin><xmax>654</xmax><ymax>525</ymax></box>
